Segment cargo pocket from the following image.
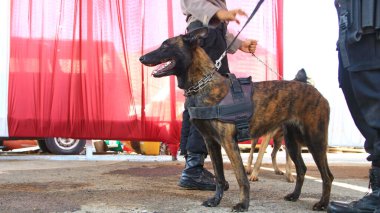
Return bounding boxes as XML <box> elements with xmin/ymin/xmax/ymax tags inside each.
<box><xmin>347</xmin><ymin>0</ymin><xmax>362</xmax><ymax>43</ymax></box>
<box><xmin>362</xmin><ymin>0</ymin><xmax>375</xmax><ymax>30</ymax></box>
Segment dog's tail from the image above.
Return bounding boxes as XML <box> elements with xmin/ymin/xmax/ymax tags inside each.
<box><xmin>293</xmin><ymin>68</ymin><xmax>309</xmax><ymax>83</ymax></box>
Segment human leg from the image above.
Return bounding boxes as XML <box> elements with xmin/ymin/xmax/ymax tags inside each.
<box><xmin>179</xmin><ymin>108</ymin><xmax>190</xmax><ymax>155</ymax></box>
<box><xmin>178</xmin><ymin>23</ymin><xmax>231</xmax><ymax>191</ymax></box>
<box><xmin>328</xmin><ymin>60</ymin><xmax>380</xmax><ymax>213</ymax></box>
<box><xmin>178</xmin><ymin>107</ymin><xmax>217</xmax><ymax>191</ymax></box>
<box><xmin>327</xmin><ymin>167</ymin><xmax>380</xmax><ymax>213</ymax></box>
<box><xmin>349</xmin><ymin>70</ymin><xmax>380</xmax><ymax>163</ymax></box>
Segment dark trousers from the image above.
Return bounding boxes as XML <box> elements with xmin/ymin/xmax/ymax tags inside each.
<box><xmin>338</xmin><ymin>54</ymin><xmax>380</xmax><ymax>165</ymax></box>
<box><xmin>180</xmin><ymin>23</ymin><xmax>230</xmax><ymax>155</ymax></box>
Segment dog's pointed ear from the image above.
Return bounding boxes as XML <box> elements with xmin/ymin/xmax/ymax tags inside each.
<box><xmin>183</xmin><ymin>27</ymin><xmax>208</xmax><ymax>45</ymax></box>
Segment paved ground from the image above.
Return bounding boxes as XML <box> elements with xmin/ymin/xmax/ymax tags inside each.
<box><xmin>0</xmin><ymin>151</ymin><xmax>371</xmax><ymax>213</ymax></box>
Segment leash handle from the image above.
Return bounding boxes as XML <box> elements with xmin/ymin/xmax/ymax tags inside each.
<box><xmin>225</xmin><ymin>0</ymin><xmax>265</xmax><ymax>52</ymax></box>
<box><xmin>215</xmin><ymin>0</ymin><xmax>265</xmax><ymax>70</ymax></box>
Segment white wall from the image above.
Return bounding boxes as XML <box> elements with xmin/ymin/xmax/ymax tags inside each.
<box><xmin>0</xmin><ymin>0</ymin><xmax>10</xmax><ymax>137</ymax></box>
<box><xmin>283</xmin><ymin>0</ymin><xmax>365</xmax><ymax>147</ymax></box>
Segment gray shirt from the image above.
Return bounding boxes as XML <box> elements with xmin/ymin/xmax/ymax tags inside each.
<box><xmin>180</xmin><ymin>0</ymin><xmax>242</xmax><ymax>53</ymax></box>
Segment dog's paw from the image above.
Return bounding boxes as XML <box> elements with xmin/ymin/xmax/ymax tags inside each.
<box><xmin>284</xmin><ymin>193</ymin><xmax>299</xmax><ymax>202</ymax></box>
<box><xmin>202</xmin><ymin>197</ymin><xmax>220</xmax><ymax>207</ymax></box>
<box><xmin>274</xmin><ymin>170</ymin><xmax>284</xmax><ymax>175</ymax></box>
<box><xmin>245</xmin><ymin>166</ymin><xmax>252</xmax><ymax>175</ymax></box>
<box><xmin>231</xmin><ymin>202</ymin><xmax>249</xmax><ymax>212</ymax></box>
<box><xmin>286</xmin><ymin>175</ymin><xmax>295</xmax><ymax>183</ymax></box>
<box><xmin>248</xmin><ymin>175</ymin><xmax>259</xmax><ymax>182</ymax></box>
<box><xmin>223</xmin><ymin>181</ymin><xmax>230</xmax><ymax>191</ymax></box>
<box><xmin>312</xmin><ymin>201</ymin><xmax>328</xmax><ymax>211</ymax></box>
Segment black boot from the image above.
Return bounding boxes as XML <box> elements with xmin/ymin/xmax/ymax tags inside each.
<box><xmin>178</xmin><ymin>152</ymin><xmax>229</xmax><ymax>191</ymax></box>
<box><xmin>178</xmin><ymin>152</ymin><xmax>216</xmax><ymax>191</ymax></box>
<box><xmin>327</xmin><ymin>167</ymin><xmax>380</xmax><ymax>213</ymax></box>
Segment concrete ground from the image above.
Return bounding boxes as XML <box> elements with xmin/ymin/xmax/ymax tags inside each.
<box><xmin>0</xmin><ymin>150</ymin><xmax>371</xmax><ymax>213</ymax></box>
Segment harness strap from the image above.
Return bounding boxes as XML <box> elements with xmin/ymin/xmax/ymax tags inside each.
<box><xmin>235</xmin><ymin>116</ymin><xmax>251</xmax><ymax>142</ymax></box>
<box><xmin>227</xmin><ymin>73</ymin><xmax>244</xmax><ymax>101</ymax></box>
<box><xmin>188</xmin><ymin>74</ymin><xmax>253</xmax><ymax>142</ymax></box>
<box><xmin>188</xmin><ymin>102</ymin><xmax>252</xmax><ymax>120</ymax></box>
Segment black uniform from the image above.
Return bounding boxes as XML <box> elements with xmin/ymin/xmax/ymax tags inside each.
<box><xmin>335</xmin><ymin>0</ymin><xmax>380</xmax><ymax>166</ymax></box>
<box><xmin>328</xmin><ymin>1</ymin><xmax>380</xmax><ymax>212</ymax></box>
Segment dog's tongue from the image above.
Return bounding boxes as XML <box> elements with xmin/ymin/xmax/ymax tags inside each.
<box><xmin>152</xmin><ymin>60</ymin><xmax>174</xmax><ymax>77</ymax></box>
<box><xmin>154</xmin><ymin>61</ymin><xmax>170</xmax><ymax>72</ymax></box>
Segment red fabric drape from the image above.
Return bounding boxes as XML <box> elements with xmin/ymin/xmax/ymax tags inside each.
<box><xmin>8</xmin><ymin>0</ymin><xmax>283</xmax><ymax>155</ymax></box>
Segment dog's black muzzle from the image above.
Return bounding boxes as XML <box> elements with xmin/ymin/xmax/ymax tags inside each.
<box><xmin>139</xmin><ymin>55</ymin><xmax>147</xmax><ymax>64</ymax></box>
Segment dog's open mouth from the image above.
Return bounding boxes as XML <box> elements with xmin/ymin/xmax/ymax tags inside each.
<box><xmin>151</xmin><ymin>59</ymin><xmax>176</xmax><ymax>78</ymax></box>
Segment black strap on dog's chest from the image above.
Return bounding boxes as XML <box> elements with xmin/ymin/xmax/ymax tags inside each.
<box><xmin>227</xmin><ymin>74</ymin><xmax>252</xmax><ymax>142</ymax></box>
<box><xmin>188</xmin><ymin>74</ymin><xmax>253</xmax><ymax>142</ymax></box>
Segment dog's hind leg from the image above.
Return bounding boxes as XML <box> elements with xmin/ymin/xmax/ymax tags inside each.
<box><xmin>271</xmin><ymin>132</ymin><xmax>284</xmax><ymax>176</ymax></box>
<box><xmin>283</xmin><ymin>146</ymin><xmax>295</xmax><ymax>183</ymax></box>
<box><xmin>249</xmin><ymin>132</ymin><xmax>272</xmax><ymax>181</ymax></box>
<box><xmin>283</xmin><ymin>125</ymin><xmax>307</xmax><ymax>202</ymax></box>
<box><xmin>304</xmin><ymin>127</ymin><xmax>333</xmax><ymax>211</ymax></box>
<box><xmin>271</xmin><ymin>131</ymin><xmax>295</xmax><ymax>183</ymax></box>
<box><xmin>245</xmin><ymin>138</ymin><xmax>258</xmax><ymax>175</ymax></box>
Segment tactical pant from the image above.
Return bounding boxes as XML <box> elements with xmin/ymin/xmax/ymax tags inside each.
<box><xmin>180</xmin><ymin>22</ymin><xmax>230</xmax><ymax>155</ymax></box>
<box><xmin>338</xmin><ymin>54</ymin><xmax>380</xmax><ymax>166</ymax></box>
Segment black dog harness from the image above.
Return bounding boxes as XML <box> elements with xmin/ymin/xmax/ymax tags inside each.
<box><xmin>188</xmin><ymin>74</ymin><xmax>254</xmax><ymax>142</ymax></box>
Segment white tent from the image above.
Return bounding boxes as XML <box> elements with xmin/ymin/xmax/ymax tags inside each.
<box><xmin>0</xmin><ymin>0</ymin><xmax>10</xmax><ymax>137</ymax></box>
<box><xmin>283</xmin><ymin>0</ymin><xmax>365</xmax><ymax>147</ymax></box>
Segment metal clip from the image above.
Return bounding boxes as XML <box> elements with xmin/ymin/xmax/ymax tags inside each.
<box><xmin>214</xmin><ymin>51</ymin><xmax>226</xmax><ymax>71</ymax></box>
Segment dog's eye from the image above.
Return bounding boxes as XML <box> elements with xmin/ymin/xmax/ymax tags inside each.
<box><xmin>161</xmin><ymin>43</ymin><xmax>169</xmax><ymax>49</ymax></box>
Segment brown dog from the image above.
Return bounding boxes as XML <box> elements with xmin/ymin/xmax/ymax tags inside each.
<box><xmin>140</xmin><ymin>27</ymin><xmax>333</xmax><ymax>212</ymax></box>
<box><xmin>245</xmin><ymin>128</ymin><xmax>295</xmax><ymax>183</ymax></box>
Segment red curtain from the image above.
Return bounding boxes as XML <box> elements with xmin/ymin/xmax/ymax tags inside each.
<box><xmin>8</xmin><ymin>0</ymin><xmax>283</xmax><ymax>155</ymax></box>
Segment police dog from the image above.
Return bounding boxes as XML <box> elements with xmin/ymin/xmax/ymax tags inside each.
<box><xmin>140</xmin><ymin>28</ymin><xmax>333</xmax><ymax>212</ymax></box>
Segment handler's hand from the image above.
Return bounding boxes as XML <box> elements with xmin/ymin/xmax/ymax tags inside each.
<box><xmin>215</xmin><ymin>9</ymin><xmax>247</xmax><ymax>24</ymax></box>
<box><xmin>239</xmin><ymin>39</ymin><xmax>258</xmax><ymax>54</ymax></box>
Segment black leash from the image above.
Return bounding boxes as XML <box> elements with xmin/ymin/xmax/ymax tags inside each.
<box><xmin>215</xmin><ymin>0</ymin><xmax>265</xmax><ymax>70</ymax></box>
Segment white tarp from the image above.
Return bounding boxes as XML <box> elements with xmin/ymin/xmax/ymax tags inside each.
<box><xmin>0</xmin><ymin>0</ymin><xmax>10</xmax><ymax>137</ymax></box>
<box><xmin>283</xmin><ymin>0</ymin><xmax>365</xmax><ymax>147</ymax></box>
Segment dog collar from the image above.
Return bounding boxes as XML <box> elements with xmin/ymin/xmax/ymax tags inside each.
<box><xmin>184</xmin><ymin>71</ymin><xmax>215</xmax><ymax>97</ymax></box>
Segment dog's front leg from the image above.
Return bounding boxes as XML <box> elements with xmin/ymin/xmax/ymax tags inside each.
<box><xmin>202</xmin><ymin>140</ymin><xmax>226</xmax><ymax>208</ymax></box>
<box><xmin>222</xmin><ymin>136</ymin><xmax>250</xmax><ymax>212</ymax></box>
